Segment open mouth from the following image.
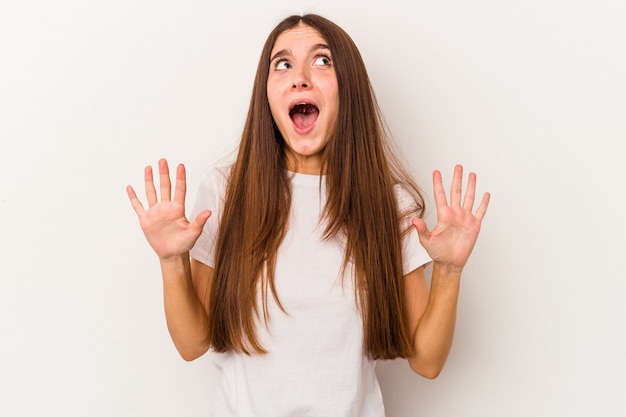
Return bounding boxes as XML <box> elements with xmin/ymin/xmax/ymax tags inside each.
<box><xmin>289</xmin><ymin>103</ymin><xmax>319</xmax><ymax>130</ymax></box>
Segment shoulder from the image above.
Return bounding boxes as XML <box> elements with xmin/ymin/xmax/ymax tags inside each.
<box><xmin>197</xmin><ymin>164</ymin><xmax>232</xmax><ymax>193</ymax></box>
<box><xmin>203</xmin><ymin>164</ymin><xmax>232</xmax><ymax>183</ymax></box>
<box><xmin>393</xmin><ymin>183</ymin><xmax>420</xmax><ymax>214</ymax></box>
<box><xmin>191</xmin><ymin>164</ymin><xmax>234</xmax><ymax>213</ymax></box>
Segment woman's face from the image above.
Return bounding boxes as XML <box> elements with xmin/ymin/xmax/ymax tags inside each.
<box><xmin>267</xmin><ymin>24</ymin><xmax>339</xmax><ymax>174</ymax></box>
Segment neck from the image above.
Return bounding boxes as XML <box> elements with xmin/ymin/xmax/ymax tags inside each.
<box><xmin>285</xmin><ymin>152</ymin><xmax>323</xmax><ymax>175</ymax></box>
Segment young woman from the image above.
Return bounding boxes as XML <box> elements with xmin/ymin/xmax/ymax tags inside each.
<box><xmin>127</xmin><ymin>14</ymin><xmax>489</xmax><ymax>417</ymax></box>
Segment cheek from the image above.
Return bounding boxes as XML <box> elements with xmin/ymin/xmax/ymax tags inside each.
<box><xmin>266</xmin><ymin>89</ymin><xmax>282</xmax><ymax>120</ymax></box>
<box><xmin>323</xmin><ymin>83</ymin><xmax>339</xmax><ymax>120</ymax></box>
<box><xmin>266</xmin><ymin>85</ymin><xmax>276</xmax><ymax>108</ymax></box>
<box><xmin>320</xmin><ymin>78</ymin><xmax>339</xmax><ymax>105</ymax></box>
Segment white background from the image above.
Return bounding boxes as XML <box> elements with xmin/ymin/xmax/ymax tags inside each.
<box><xmin>1</xmin><ymin>0</ymin><xmax>625</xmax><ymax>416</ymax></box>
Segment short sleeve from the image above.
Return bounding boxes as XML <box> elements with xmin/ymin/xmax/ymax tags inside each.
<box><xmin>189</xmin><ymin>166</ymin><xmax>231</xmax><ymax>267</ymax></box>
<box><xmin>394</xmin><ymin>185</ymin><xmax>432</xmax><ymax>275</ymax></box>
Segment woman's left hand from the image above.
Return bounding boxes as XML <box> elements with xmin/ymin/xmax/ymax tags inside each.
<box><xmin>412</xmin><ymin>165</ymin><xmax>490</xmax><ymax>273</ymax></box>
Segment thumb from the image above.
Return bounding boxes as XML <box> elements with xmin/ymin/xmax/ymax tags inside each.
<box><xmin>411</xmin><ymin>218</ymin><xmax>430</xmax><ymax>238</ymax></box>
<box><xmin>192</xmin><ymin>210</ymin><xmax>212</xmax><ymax>230</ymax></box>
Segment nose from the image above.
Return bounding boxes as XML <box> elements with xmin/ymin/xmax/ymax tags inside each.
<box><xmin>291</xmin><ymin>66</ymin><xmax>312</xmax><ymax>90</ymax></box>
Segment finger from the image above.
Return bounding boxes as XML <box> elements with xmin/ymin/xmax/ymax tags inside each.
<box><xmin>173</xmin><ymin>164</ymin><xmax>187</xmax><ymax>205</ymax></box>
<box><xmin>126</xmin><ymin>185</ymin><xmax>146</xmax><ymax>216</ymax></box>
<box><xmin>432</xmin><ymin>169</ymin><xmax>448</xmax><ymax>212</ymax></box>
<box><xmin>411</xmin><ymin>218</ymin><xmax>431</xmax><ymax>239</ymax></box>
<box><xmin>159</xmin><ymin>158</ymin><xmax>172</xmax><ymax>202</ymax></box>
<box><xmin>449</xmin><ymin>164</ymin><xmax>463</xmax><ymax>207</ymax></box>
<box><xmin>192</xmin><ymin>210</ymin><xmax>212</xmax><ymax>231</ymax></box>
<box><xmin>463</xmin><ymin>171</ymin><xmax>477</xmax><ymax>211</ymax></box>
<box><xmin>144</xmin><ymin>165</ymin><xmax>158</xmax><ymax>207</ymax></box>
<box><xmin>474</xmin><ymin>192</ymin><xmax>491</xmax><ymax>221</ymax></box>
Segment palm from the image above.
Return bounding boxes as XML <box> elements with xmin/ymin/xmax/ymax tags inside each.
<box><xmin>412</xmin><ymin>165</ymin><xmax>490</xmax><ymax>271</ymax></box>
<box><xmin>127</xmin><ymin>159</ymin><xmax>211</xmax><ymax>260</ymax></box>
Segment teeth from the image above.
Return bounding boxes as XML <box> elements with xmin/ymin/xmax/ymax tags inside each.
<box><xmin>290</xmin><ymin>102</ymin><xmax>317</xmax><ymax>116</ymax></box>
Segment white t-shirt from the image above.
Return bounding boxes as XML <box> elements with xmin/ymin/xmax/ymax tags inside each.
<box><xmin>190</xmin><ymin>166</ymin><xmax>431</xmax><ymax>417</ymax></box>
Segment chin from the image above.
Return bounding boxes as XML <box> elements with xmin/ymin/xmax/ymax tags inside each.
<box><xmin>287</xmin><ymin>139</ymin><xmax>326</xmax><ymax>156</ymax></box>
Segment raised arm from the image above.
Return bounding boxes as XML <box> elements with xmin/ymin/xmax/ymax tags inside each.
<box><xmin>405</xmin><ymin>165</ymin><xmax>490</xmax><ymax>378</ymax></box>
<box><xmin>127</xmin><ymin>158</ymin><xmax>213</xmax><ymax>361</ymax></box>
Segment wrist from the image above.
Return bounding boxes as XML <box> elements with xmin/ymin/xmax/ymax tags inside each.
<box><xmin>159</xmin><ymin>253</ymin><xmax>195</xmax><ymax>290</ymax></box>
<box><xmin>430</xmin><ymin>262</ymin><xmax>463</xmax><ymax>295</ymax></box>
<box><xmin>159</xmin><ymin>253</ymin><xmax>191</xmax><ymax>271</ymax></box>
<box><xmin>433</xmin><ymin>261</ymin><xmax>464</xmax><ymax>277</ymax></box>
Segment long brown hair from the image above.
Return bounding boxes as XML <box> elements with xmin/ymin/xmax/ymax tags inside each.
<box><xmin>207</xmin><ymin>14</ymin><xmax>425</xmax><ymax>359</ymax></box>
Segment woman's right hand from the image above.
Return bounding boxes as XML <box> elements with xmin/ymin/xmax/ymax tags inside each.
<box><xmin>126</xmin><ymin>158</ymin><xmax>211</xmax><ymax>262</ymax></box>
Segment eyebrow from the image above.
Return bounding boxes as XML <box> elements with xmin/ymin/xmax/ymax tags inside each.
<box><xmin>269</xmin><ymin>43</ymin><xmax>331</xmax><ymax>63</ymax></box>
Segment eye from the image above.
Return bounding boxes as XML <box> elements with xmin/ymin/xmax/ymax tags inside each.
<box><xmin>313</xmin><ymin>55</ymin><xmax>332</xmax><ymax>66</ymax></box>
<box><xmin>273</xmin><ymin>59</ymin><xmax>291</xmax><ymax>70</ymax></box>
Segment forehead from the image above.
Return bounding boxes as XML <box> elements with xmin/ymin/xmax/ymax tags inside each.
<box><xmin>271</xmin><ymin>24</ymin><xmax>328</xmax><ymax>55</ymax></box>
